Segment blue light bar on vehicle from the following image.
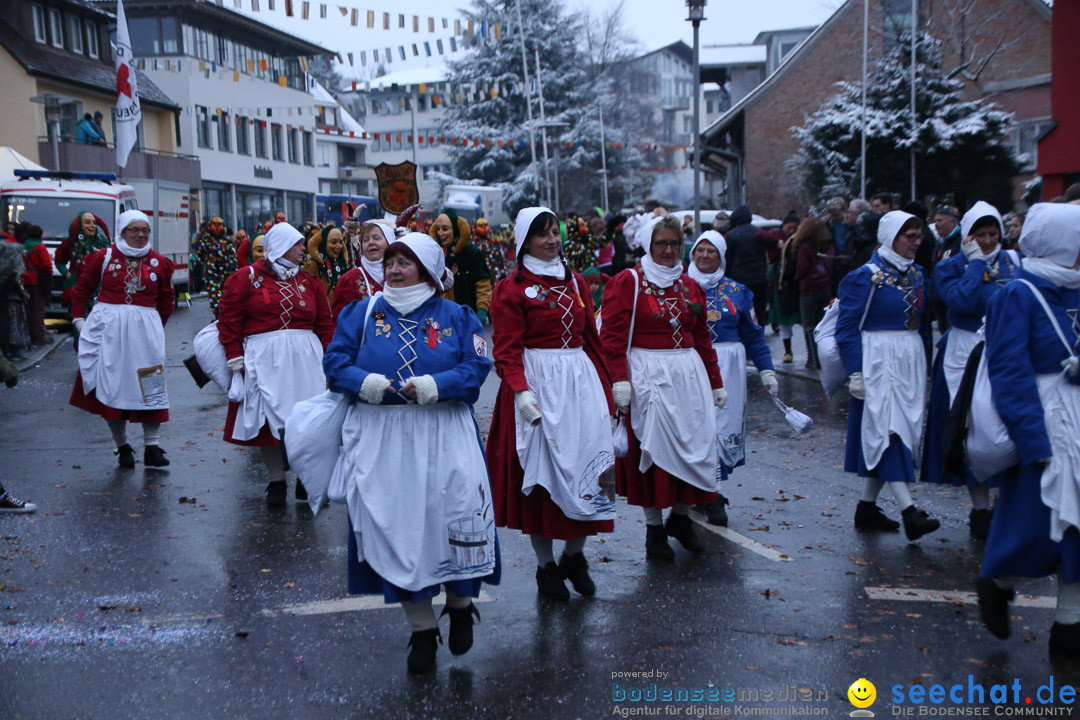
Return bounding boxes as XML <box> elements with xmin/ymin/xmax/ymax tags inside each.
<box><xmin>13</xmin><ymin>170</ymin><xmax>117</xmax><ymax>182</ymax></box>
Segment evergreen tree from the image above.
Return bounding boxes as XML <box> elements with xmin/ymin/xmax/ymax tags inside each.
<box><xmin>792</xmin><ymin>33</ymin><xmax>1018</xmax><ymax>210</ymax></box>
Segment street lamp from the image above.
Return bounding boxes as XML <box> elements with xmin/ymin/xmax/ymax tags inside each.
<box><xmin>687</xmin><ymin>0</ymin><xmax>706</xmax><ymax>238</ymax></box>
<box><xmin>31</xmin><ymin>94</ymin><xmax>63</xmax><ymax>170</ymax></box>
<box><xmin>541</xmin><ymin>120</ymin><xmax>569</xmax><ymax>211</ymax></box>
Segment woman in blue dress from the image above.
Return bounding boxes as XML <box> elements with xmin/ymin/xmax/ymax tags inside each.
<box><xmin>835</xmin><ymin>210</ymin><xmax>940</xmax><ymax>541</ymax></box>
<box><xmin>323</xmin><ymin>233</ymin><xmax>500</xmax><ymax>673</ymax></box>
<box><xmin>976</xmin><ymin>203</ymin><xmax>1080</xmax><ymax>658</ymax></box>
<box><xmin>921</xmin><ymin>202</ymin><xmax>1020</xmax><ymax>539</ymax></box>
<box><xmin>687</xmin><ymin>230</ymin><xmax>778</xmax><ymax>526</ymax></box>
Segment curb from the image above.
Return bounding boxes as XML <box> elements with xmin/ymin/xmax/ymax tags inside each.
<box><xmin>15</xmin><ymin>331</ymin><xmax>70</xmax><ymax>374</ymax></box>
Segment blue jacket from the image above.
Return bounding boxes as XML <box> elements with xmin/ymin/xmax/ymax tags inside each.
<box><xmin>323</xmin><ymin>294</ymin><xmax>492</xmax><ymax>406</ymax></box>
<box><xmin>984</xmin><ymin>270</ymin><xmax>1080</xmax><ymax>465</ymax></box>
<box><xmin>75</xmin><ymin>118</ymin><xmax>101</xmax><ymax>145</ymax></box>
<box><xmin>701</xmin><ymin>278</ymin><xmax>774</xmax><ymax>371</ymax></box>
<box><xmin>934</xmin><ymin>250</ymin><xmax>1021</xmax><ymax>332</ymax></box>
<box><xmin>835</xmin><ymin>253</ymin><xmax>932</xmax><ymax>375</ymax></box>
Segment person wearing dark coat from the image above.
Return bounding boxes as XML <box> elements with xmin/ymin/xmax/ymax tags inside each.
<box><xmin>723</xmin><ymin>205</ymin><xmax>769</xmax><ymax>327</ymax></box>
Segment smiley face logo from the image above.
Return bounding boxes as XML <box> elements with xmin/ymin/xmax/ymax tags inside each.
<box><xmin>848</xmin><ymin>678</ymin><xmax>876</xmax><ymax>709</ymax></box>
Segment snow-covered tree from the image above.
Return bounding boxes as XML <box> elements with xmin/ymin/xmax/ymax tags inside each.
<box><xmin>791</xmin><ymin>32</ymin><xmax>1019</xmax><ymax>210</ymax></box>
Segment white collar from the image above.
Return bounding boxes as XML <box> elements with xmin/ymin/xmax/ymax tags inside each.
<box><xmin>687</xmin><ymin>262</ymin><xmax>724</xmax><ymax>289</ymax></box>
<box><xmin>640</xmin><ymin>254</ymin><xmax>684</xmax><ymax>288</ymax></box>
<box><xmin>382</xmin><ymin>283</ymin><xmax>436</xmax><ymax>315</ymax></box>
<box><xmin>360</xmin><ymin>255</ymin><xmax>384</xmax><ymax>285</ymax></box>
<box><xmin>522</xmin><ymin>253</ymin><xmax>566</xmax><ymax>279</ymax></box>
<box><xmin>115</xmin><ymin>238</ymin><xmax>150</xmax><ymax>258</ymax></box>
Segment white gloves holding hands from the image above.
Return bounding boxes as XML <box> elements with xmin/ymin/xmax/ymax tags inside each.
<box><xmin>359</xmin><ymin>373</ymin><xmax>393</xmax><ymax>405</ymax></box>
<box><xmin>226</xmin><ymin>356</ymin><xmax>245</xmax><ymax>372</ymax></box>
<box><xmin>713</xmin><ymin>387</ymin><xmax>728</xmax><ymax>409</ymax></box>
<box><xmin>760</xmin><ymin>369</ymin><xmax>779</xmax><ymax>396</ymax></box>
<box><xmin>612</xmin><ymin>381</ymin><xmax>631</xmax><ymax>414</ymax></box>
<box><xmin>515</xmin><ymin>390</ymin><xmax>542</xmax><ymax>425</ymax></box>
<box><xmin>848</xmin><ymin>371</ymin><xmax>866</xmax><ymax>400</ymax></box>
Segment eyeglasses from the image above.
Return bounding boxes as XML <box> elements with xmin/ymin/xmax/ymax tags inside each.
<box><xmin>125</xmin><ymin>226</ymin><xmax>151</xmax><ymax>234</ymax></box>
<box><xmin>653</xmin><ymin>241</ymin><xmax>682</xmax><ymax>250</ymax></box>
<box><xmin>899</xmin><ymin>231</ymin><xmax>922</xmax><ymax>241</ymax></box>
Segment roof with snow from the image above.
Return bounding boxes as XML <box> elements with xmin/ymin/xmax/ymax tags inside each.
<box><xmin>311</xmin><ymin>81</ymin><xmax>365</xmax><ymax>136</ymax></box>
<box><xmin>699</xmin><ymin>44</ymin><xmax>766</xmax><ymax>67</ymax></box>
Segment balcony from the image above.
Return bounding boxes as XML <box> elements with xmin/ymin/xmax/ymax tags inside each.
<box><xmin>662</xmin><ymin>96</ymin><xmax>691</xmax><ymax>112</ymax></box>
<box><xmin>37</xmin><ymin>138</ymin><xmax>202</xmax><ymax>189</ymax></box>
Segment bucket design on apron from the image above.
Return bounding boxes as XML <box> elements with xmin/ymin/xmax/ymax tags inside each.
<box><xmin>437</xmin><ymin>482</ymin><xmax>495</xmax><ymax>577</ymax></box>
<box><xmin>137</xmin><ymin>365</ymin><xmax>168</xmax><ymax>407</ymax></box>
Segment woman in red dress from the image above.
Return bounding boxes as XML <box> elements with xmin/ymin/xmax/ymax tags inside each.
<box><xmin>69</xmin><ymin>210</ymin><xmax>174</xmax><ymax>468</ymax></box>
<box><xmin>488</xmin><ymin>207</ymin><xmax>616</xmax><ymax>600</ymax></box>
<box><xmin>600</xmin><ymin>214</ymin><xmax>726</xmax><ymax>560</ymax></box>
<box><xmin>216</xmin><ymin>223</ymin><xmax>335</xmax><ymax>506</ymax></box>
<box><xmin>330</xmin><ymin>220</ymin><xmax>392</xmax><ymax>322</ymax></box>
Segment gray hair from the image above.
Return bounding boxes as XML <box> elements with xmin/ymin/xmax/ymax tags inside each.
<box><xmin>653</xmin><ymin>214</ymin><xmax>683</xmax><ymax>241</ymax></box>
<box><xmin>849</xmin><ymin>199</ymin><xmax>871</xmax><ymax>214</ymax></box>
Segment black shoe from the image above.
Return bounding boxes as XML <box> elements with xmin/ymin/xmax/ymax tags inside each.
<box><xmin>854</xmin><ymin>501</ymin><xmax>900</xmax><ymax>531</ymax></box>
<box><xmin>536</xmin><ymin>561</ymin><xmax>570</xmax><ymax>601</ymax></box>
<box><xmin>705</xmin><ymin>494</ymin><xmax>730</xmax><ymax>527</ymax></box>
<box><xmin>969</xmin><ymin>508</ymin><xmax>993</xmax><ymax>541</ymax></box>
<box><xmin>440</xmin><ymin>603</ymin><xmax>479</xmax><ymax>655</ymax></box>
<box><xmin>406</xmin><ymin>627</ymin><xmax>441</xmax><ymax>673</ymax></box>
<box><xmin>645</xmin><ymin>525</ymin><xmax>675</xmax><ymax>561</ymax></box>
<box><xmin>976</xmin><ymin>577</ymin><xmax>1014</xmax><ymax>639</ymax></box>
<box><xmin>1049</xmin><ymin>621</ymin><xmax>1080</xmax><ymax>658</ymax></box>
<box><xmin>114</xmin><ymin>444</ymin><xmax>136</xmax><ymax>469</ymax></box>
<box><xmin>902</xmin><ymin>506</ymin><xmax>940</xmax><ymax>541</ymax></box>
<box><xmin>665</xmin><ymin>512</ymin><xmax>705</xmax><ymax>554</ymax></box>
<box><xmin>558</xmin><ymin>552</ymin><xmax>596</xmax><ymax>597</ymax></box>
<box><xmin>295</xmin><ymin>478</ymin><xmax>308</xmax><ymax>501</ymax></box>
<box><xmin>0</xmin><ymin>491</ymin><xmax>36</xmax><ymax>514</ymax></box>
<box><xmin>144</xmin><ymin>445</ymin><xmax>169</xmax><ymax>467</ymax></box>
<box><xmin>266</xmin><ymin>480</ymin><xmax>287</xmax><ymax>507</ymax></box>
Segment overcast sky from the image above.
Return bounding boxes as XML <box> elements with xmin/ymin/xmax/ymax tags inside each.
<box><xmin>234</xmin><ymin>0</ymin><xmax>847</xmax><ymax>80</ymax></box>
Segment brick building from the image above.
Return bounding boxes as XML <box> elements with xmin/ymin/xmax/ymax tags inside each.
<box><xmin>1036</xmin><ymin>0</ymin><xmax>1079</xmax><ymax>198</ymax></box>
<box><xmin>700</xmin><ymin>0</ymin><xmax>1052</xmax><ymax>218</ymax></box>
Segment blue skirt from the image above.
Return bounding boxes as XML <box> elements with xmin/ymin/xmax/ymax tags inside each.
<box><xmin>347</xmin><ymin>518</ymin><xmax>502</xmax><ymax>604</ymax></box>
<box><xmin>844</xmin><ymin>398</ymin><xmax>916</xmax><ymax>483</ymax></box>
<box><xmin>981</xmin><ymin>463</ymin><xmax>1080</xmax><ymax>584</ymax></box>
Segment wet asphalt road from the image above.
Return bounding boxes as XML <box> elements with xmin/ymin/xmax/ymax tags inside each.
<box><xmin>1</xmin><ymin>299</ymin><xmax>1077</xmax><ymax>720</ymax></box>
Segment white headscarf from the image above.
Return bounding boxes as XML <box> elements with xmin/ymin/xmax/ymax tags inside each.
<box><xmin>513</xmin><ymin>206</ymin><xmax>567</xmax><ymax>279</ymax></box>
<box><xmin>381</xmin><ymin>232</ymin><xmax>448</xmax><ymax>315</ymax></box>
<box><xmin>636</xmin><ymin>215</ymin><xmax>684</xmax><ymax>288</ymax></box>
<box><xmin>360</xmin><ymin>220</ymin><xmax>394</xmax><ymax>285</ymax></box>
<box><xmin>262</xmin><ymin>222</ymin><xmax>303</xmax><ymax>277</ymax></box>
<box><xmin>687</xmin><ymin>231</ymin><xmax>726</xmax><ymax>289</ymax></box>
<box><xmin>875</xmin><ymin>210</ymin><xmax>918</xmax><ymax>272</ymax></box>
<box><xmin>513</xmin><ymin>206</ymin><xmax>557</xmax><ymax>257</ymax></box>
<box><xmin>960</xmin><ymin>201</ymin><xmax>1004</xmax><ymax>263</ymax></box>
<box><xmin>115</xmin><ymin>209</ymin><xmax>152</xmax><ymax>258</ymax></box>
<box><xmin>1019</xmin><ymin>203</ymin><xmax>1080</xmax><ymax>290</ymax></box>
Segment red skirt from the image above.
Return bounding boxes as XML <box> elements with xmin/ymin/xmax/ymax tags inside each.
<box><xmin>615</xmin><ymin>412</ymin><xmax>717</xmax><ymax>509</ymax></box>
<box><xmin>69</xmin><ymin>371</ymin><xmax>170</xmax><ymax>423</ymax></box>
<box><xmin>487</xmin><ymin>382</ymin><xmax>614</xmax><ymax>541</ymax></box>
<box><xmin>223</xmin><ymin>400</ymin><xmax>279</xmax><ymax>447</ymax></box>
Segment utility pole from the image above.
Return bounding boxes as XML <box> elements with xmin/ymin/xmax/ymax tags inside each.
<box><xmin>535</xmin><ymin>48</ymin><xmax>552</xmax><ymax>207</ymax></box>
<box><xmin>910</xmin><ymin>0</ymin><xmax>918</xmax><ymax>202</ymax></box>
<box><xmin>598</xmin><ymin>101</ymin><xmax>610</xmax><ymax>214</ymax></box>
<box><xmin>513</xmin><ymin>0</ymin><xmax>540</xmax><ymax>203</ymax></box>
<box><xmin>861</xmin><ymin>0</ymin><xmax>868</xmax><ymax>199</ymax></box>
<box><xmin>687</xmin><ymin>0</ymin><xmax>706</xmax><ymax>236</ymax></box>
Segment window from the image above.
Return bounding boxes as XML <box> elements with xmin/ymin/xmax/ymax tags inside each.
<box><xmin>318</xmin><ymin>143</ymin><xmax>332</xmax><ymax>166</ymax></box>
<box><xmin>302</xmin><ymin>131</ymin><xmax>313</xmax><ymax>166</ymax></box>
<box><xmin>86</xmin><ymin>21</ymin><xmax>99</xmax><ymax>58</ymax></box>
<box><xmin>216</xmin><ymin>111</ymin><xmax>231</xmax><ymax>152</ymax></box>
<box><xmin>161</xmin><ymin>18</ymin><xmax>178</xmax><ymax>54</ymax></box>
<box><xmin>195</xmin><ymin>105</ymin><xmax>211</xmax><ymax>148</ymax></box>
<box><xmin>271</xmin><ymin>123</ymin><xmax>283</xmax><ymax>161</ymax></box>
<box><xmin>236</xmin><ymin>116</ymin><xmax>250</xmax><ymax>155</ymax></box>
<box><xmin>32</xmin><ymin>5</ymin><xmax>47</xmax><ymax>43</ymax></box>
<box><xmin>68</xmin><ymin>16</ymin><xmax>83</xmax><ymax>53</ymax></box>
<box><xmin>254</xmin><ymin>121</ymin><xmax>267</xmax><ymax>158</ymax></box>
<box><xmin>287</xmin><ymin>128</ymin><xmax>298</xmax><ymax>163</ymax></box>
<box><xmin>217</xmin><ymin>36</ymin><xmax>229</xmax><ymax>65</ymax></box>
<box><xmin>48</xmin><ymin>8</ymin><xmax>63</xmax><ymax>48</ymax></box>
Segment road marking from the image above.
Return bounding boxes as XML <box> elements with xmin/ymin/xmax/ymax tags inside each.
<box><xmin>259</xmin><ymin>590</ymin><xmax>495</xmax><ymax>617</ymax></box>
<box><xmin>864</xmin><ymin>587</ymin><xmax>1054</xmax><ymax>608</ymax></box>
<box><xmin>690</xmin><ymin>511</ymin><xmax>793</xmax><ymax>562</ymax></box>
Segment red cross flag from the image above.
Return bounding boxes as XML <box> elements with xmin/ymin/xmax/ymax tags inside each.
<box><xmin>114</xmin><ymin>0</ymin><xmax>142</xmax><ymax>169</ymax></box>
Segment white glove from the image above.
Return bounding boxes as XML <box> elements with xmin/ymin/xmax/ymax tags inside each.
<box><xmin>73</xmin><ymin>318</ymin><xmax>86</xmax><ymax>333</ymax></box>
<box><xmin>407</xmin><ymin>374</ymin><xmax>439</xmax><ymax>405</ymax></box>
<box><xmin>848</xmin><ymin>372</ymin><xmax>866</xmax><ymax>400</ymax></box>
<box><xmin>612</xmin><ymin>381</ymin><xmax>632</xmax><ymax>412</ymax></box>
<box><xmin>515</xmin><ymin>390</ymin><xmax>542</xmax><ymax>426</ymax></box>
<box><xmin>359</xmin><ymin>373</ymin><xmax>393</xmax><ymax>405</ymax></box>
<box><xmin>226</xmin><ymin>356</ymin><xmax>245</xmax><ymax>372</ymax></box>
<box><xmin>962</xmin><ymin>239</ymin><xmax>984</xmax><ymax>261</ymax></box>
<box><xmin>760</xmin><ymin>369</ymin><xmax>779</xmax><ymax>396</ymax></box>
<box><xmin>713</xmin><ymin>387</ymin><xmax>728</xmax><ymax>409</ymax></box>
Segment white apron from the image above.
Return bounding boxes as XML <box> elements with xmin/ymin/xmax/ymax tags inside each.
<box><xmin>515</xmin><ymin>348</ymin><xmax>615</xmax><ymax>522</ymax></box>
<box><xmin>78</xmin><ymin>302</ymin><xmax>168</xmax><ymax>410</ymax></box>
<box><xmin>1037</xmin><ymin>373</ymin><xmax>1080</xmax><ymax>542</ymax></box>
<box><xmin>233</xmin><ymin>329</ymin><xmax>325</xmax><ymax>441</ymax></box>
<box><xmin>861</xmin><ymin>330</ymin><xmax>926</xmax><ymax>470</ymax></box>
<box><xmin>942</xmin><ymin>327</ymin><xmax>980</xmax><ymax>403</ymax></box>
<box><xmin>343</xmin><ymin>402</ymin><xmax>496</xmax><ymax>592</ymax></box>
<box><xmin>628</xmin><ymin>348</ymin><xmax>718</xmax><ymax>492</ymax></box>
<box><xmin>712</xmin><ymin>341</ymin><xmax>747</xmax><ymax>469</ymax></box>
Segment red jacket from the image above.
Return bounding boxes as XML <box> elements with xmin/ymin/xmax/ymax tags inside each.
<box><xmin>795</xmin><ymin>241</ymin><xmax>835</xmax><ymax>297</ymax></box>
<box><xmin>70</xmin><ymin>246</ymin><xmax>175</xmax><ymax>323</ymax></box>
<box><xmin>330</xmin><ymin>266</ymin><xmax>383</xmax><ymax>322</ymax></box>
<box><xmin>21</xmin><ymin>242</ymin><xmax>53</xmax><ymax>286</ymax></box>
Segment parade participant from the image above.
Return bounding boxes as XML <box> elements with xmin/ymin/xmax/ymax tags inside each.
<box><xmin>69</xmin><ymin>210</ymin><xmax>174</xmax><ymax>468</ymax></box>
<box><xmin>488</xmin><ymin>207</ymin><xmax>615</xmax><ymax>601</ymax></box>
<box><xmin>473</xmin><ymin>218</ymin><xmax>510</xmax><ymax>282</ymax></box>
<box><xmin>217</xmin><ymin>223</ymin><xmax>334</xmax><ymax>506</ymax></box>
<box><xmin>431</xmin><ymin>208</ymin><xmax>493</xmax><ymax>325</ymax></box>
<box><xmin>1005</xmin><ymin>211</ymin><xmax>1024</xmax><ymax>250</ymax></box>
<box><xmin>794</xmin><ymin>217</ymin><xmax>835</xmax><ymax>371</ymax></box>
<box><xmin>303</xmin><ymin>225</ymin><xmax>351</xmax><ymax>305</ymax></box>
<box><xmin>600</xmin><ymin>215</ymin><xmax>725</xmax><ymax>560</ymax></box>
<box><xmin>233</xmin><ymin>230</ymin><xmax>254</xmax><ymax>267</ymax></box>
<box><xmin>272</xmin><ymin>211</ymin><xmax>287</xmax><ymax>225</ymax></box>
<box><xmin>323</xmin><ymin>232</ymin><xmax>498</xmax><ymax>673</ymax></box>
<box><xmin>331</xmin><ymin>221</ymin><xmax>393</xmax><ymax>321</ymax></box>
<box><xmin>921</xmin><ymin>202</ymin><xmax>1019</xmax><ymax>539</ymax></box>
<box><xmin>688</xmin><ymin>231</ymin><xmax>778</xmax><ymax>527</ymax></box>
<box><xmin>19</xmin><ymin>225</ymin><xmax>53</xmax><ymax>346</ymax></box>
<box><xmin>769</xmin><ymin>213</ymin><xmax>802</xmax><ymax>363</ymax></box>
<box><xmin>836</xmin><ymin>210</ymin><xmax>939</xmax><ymax>541</ymax></box>
<box><xmin>975</xmin><ymin>202</ymin><xmax>1080</xmax><ymax>657</ymax></box>
<box><xmin>192</xmin><ymin>217</ymin><xmax>237</xmax><ymax>318</ymax></box>
<box><xmin>343</xmin><ymin>220</ymin><xmax>363</xmax><ymax>265</ymax></box>
<box><xmin>54</xmin><ymin>211</ymin><xmax>110</xmax><ymax>308</ymax></box>
<box><xmin>0</xmin><ymin>240</ymin><xmax>30</xmax><ymax>360</ymax></box>
<box><xmin>562</xmin><ymin>214</ymin><xmax>606</xmax><ymax>274</ymax></box>
<box><xmin>583</xmin><ymin>267</ymin><xmax>607</xmax><ymax>311</ymax></box>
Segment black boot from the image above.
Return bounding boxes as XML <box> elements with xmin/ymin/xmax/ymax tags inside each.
<box><xmin>665</xmin><ymin>512</ymin><xmax>705</xmax><ymax>554</ymax></box>
<box><xmin>114</xmin><ymin>444</ymin><xmax>136</xmax><ymax>469</ymax></box>
<box><xmin>969</xmin><ymin>508</ymin><xmax>993</xmax><ymax>541</ymax></box>
<box><xmin>803</xmin><ymin>330</ymin><xmax>820</xmax><ymax>370</ymax></box>
<box><xmin>266</xmin><ymin>480</ymin><xmax>287</xmax><ymax>507</ymax></box>
<box><xmin>558</xmin><ymin>552</ymin><xmax>596</xmax><ymax>596</ymax></box>
<box><xmin>406</xmin><ymin>627</ymin><xmax>441</xmax><ymax>673</ymax></box>
<box><xmin>854</xmin><ymin>501</ymin><xmax>900</xmax><ymax>531</ymax></box>
<box><xmin>902</xmin><ymin>505</ymin><xmax>940</xmax><ymax>541</ymax></box>
<box><xmin>976</xmin><ymin>577</ymin><xmax>1014</xmax><ymax>639</ymax></box>
<box><xmin>645</xmin><ymin>525</ymin><xmax>674</xmax><ymax>561</ymax></box>
<box><xmin>705</xmin><ymin>494</ymin><xmax>730</xmax><ymax>527</ymax></box>
<box><xmin>535</xmin><ymin>561</ymin><xmax>570</xmax><ymax>601</ymax></box>
<box><xmin>295</xmin><ymin>478</ymin><xmax>308</xmax><ymax>501</ymax></box>
<box><xmin>1049</xmin><ymin>621</ymin><xmax>1080</xmax><ymax>658</ymax></box>
<box><xmin>440</xmin><ymin>603</ymin><xmax>480</xmax><ymax>655</ymax></box>
<box><xmin>144</xmin><ymin>445</ymin><xmax>169</xmax><ymax>468</ymax></box>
